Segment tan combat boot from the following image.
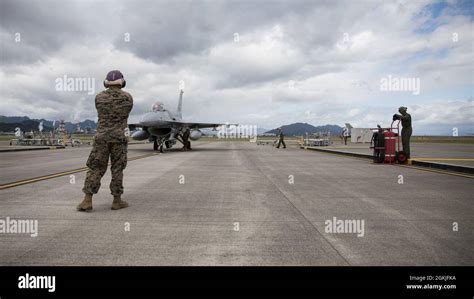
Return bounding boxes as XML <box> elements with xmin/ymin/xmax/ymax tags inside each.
<box><xmin>111</xmin><ymin>196</ymin><xmax>129</xmax><ymax>210</ymax></box>
<box><xmin>77</xmin><ymin>193</ymin><xmax>93</xmax><ymax>212</ymax></box>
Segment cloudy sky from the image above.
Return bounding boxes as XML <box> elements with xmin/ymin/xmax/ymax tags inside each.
<box><xmin>0</xmin><ymin>0</ymin><xmax>472</xmax><ymax>134</ymax></box>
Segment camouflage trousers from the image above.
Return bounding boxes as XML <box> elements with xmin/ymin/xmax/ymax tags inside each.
<box><xmin>82</xmin><ymin>141</ymin><xmax>128</xmax><ymax>196</ymax></box>
<box><xmin>401</xmin><ymin>127</ymin><xmax>412</xmax><ymax>159</ymax></box>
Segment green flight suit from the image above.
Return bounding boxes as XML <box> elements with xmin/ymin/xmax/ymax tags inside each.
<box><xmin>397</xmin><ymin>113</ymin><xmax>412</xmax><ymax>158</ymax></box>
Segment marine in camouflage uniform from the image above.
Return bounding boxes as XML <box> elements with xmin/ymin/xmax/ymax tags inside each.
<box><xmin>182</xmin><ymin>129</ymin><xmax>191</xmax><ymax>151</ymax></box>
<box><xmin>77</xmin><ymin>70</ymin><xmax>133</xmax><ymax>211</ymax></box>
<box><xmin>276</xmin><ymin>128</ymin><xmax>286</xmax><ymax>149</ymax></box>
<box><xmin>393</xmin><ymin>106</ymin><xmax>412</xmax><ymax>159</ymax></box>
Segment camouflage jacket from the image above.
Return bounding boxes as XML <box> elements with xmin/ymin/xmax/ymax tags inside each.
<box><xmin>94</xmin><ymin>87</ymin><xmax>133</xmax><ymax>143</ymax></box>
<box><xmin>399</xmin><ymin>113</ymin><xmax>412</xmax><ymax>130</ymax></box>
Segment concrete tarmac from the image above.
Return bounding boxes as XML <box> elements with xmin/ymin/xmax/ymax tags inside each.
<box><xmin>0</xmin><ymin>141</ymin><xmax>472</xmax><ymax>265</ymax></box>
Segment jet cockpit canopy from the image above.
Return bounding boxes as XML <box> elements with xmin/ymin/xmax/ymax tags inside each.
<box><xmin>152</xmin><ymin>101</ymin><xmax>165</xmax><ymax>112</ymax></box>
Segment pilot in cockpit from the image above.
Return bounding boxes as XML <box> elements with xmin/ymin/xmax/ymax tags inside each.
<box><xmin>152</xmin><ymin>101</ymin><xmax>165</xmax><ymax>112</ymax></box>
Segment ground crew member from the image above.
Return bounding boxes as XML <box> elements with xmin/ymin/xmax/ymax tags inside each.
<box><xmin>276</xmin><ymin>128</ymin><xmax>286</xmax><ymax>149</ymax></box>
<box><xmin>182</xmin><ymin>129</ymin><xmax>191</xmax><ymax>151</ymax></box>
<box><xmin>371</xmin><ymin>125</ymin><xmax>384</xmax><ymax>163</ymax></box>
<box><xmin>77</xmin><ymin>70</ymin><xmax>133</xmax><ymax>211</ymax></box>
<box><xmin>393</xmin><ymin>106</ymin><xmax>412</xmax><ymax>159</ymax></box>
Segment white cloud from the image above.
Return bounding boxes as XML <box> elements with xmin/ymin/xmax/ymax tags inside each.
<box><xmin>0</xmin><ymin>0</ymin><xmax>472</xmax><ymax>135</ymax></box>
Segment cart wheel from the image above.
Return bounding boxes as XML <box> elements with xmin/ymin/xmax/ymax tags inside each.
<box><xmin>396</xmin><ymin>151</ymin><xmax>408</xmax><ymax>163</ymax></box>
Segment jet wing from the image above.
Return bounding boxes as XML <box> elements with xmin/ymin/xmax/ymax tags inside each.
<box><xmin>165</xmin><ymin>120</ymin><xmax>234</xmax><ymax>129</ymax></box>
<box><xmin>128</xmin><ymin>121</ymin><xmax>236</xmax><ymax>131</ymax></box>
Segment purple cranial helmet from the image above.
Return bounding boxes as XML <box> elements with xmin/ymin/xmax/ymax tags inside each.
<box><xmin>103</xmin><ymin>70</ymin><xmax>126</xmax><ymax>88</ymax></box>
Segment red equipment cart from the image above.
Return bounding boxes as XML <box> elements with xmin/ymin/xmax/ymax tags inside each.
<box><xmin>370</xmin><ymin>120</ymin><xmax>407</xmax><ymax>164</ymax></box>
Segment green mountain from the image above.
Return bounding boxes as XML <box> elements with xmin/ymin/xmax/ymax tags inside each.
<box><xmin>0</xmin><ymin>119</ymin><xmax>53</xmax><ymax>133</ymax></box>
<box><xmin>0</xmin><ymin>116</ymin><xmax>30</xmax><ymax>123</ymax></box>
<box><xmin>266</xmin><ymin>122</ymin><xmax>343</xmax><ymax>136</ymax></box>
<box><xmin>0</xmin><ymin>115</ymin><xmax>96</xmax><ymax>133</ymax></box>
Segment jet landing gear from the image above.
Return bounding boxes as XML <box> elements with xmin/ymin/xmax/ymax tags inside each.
<box><xmin>153</xmin><ymin>133</ymin><xmax>186</xmax><ymax>153</ymax></box>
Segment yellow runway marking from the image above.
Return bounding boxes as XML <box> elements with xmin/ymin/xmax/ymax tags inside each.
<box><xmin>394</xmin><ymin>164</ymin><xmax>474</xmax><ymax>179</ymax></box>
<box><xmin>325</xmin><ymin>147</ymin><xmax>368</xmax><ymax>150</ymax></box>
<box><xmin>0</xmin><ymin>167</ymin><xmax>89</xmax><ymax>190</ymax></box>
<box><xmin>410</xmin><ymin>158</ymin><xmax>474</xmax><ymax>161</ymax></box>
<box><xmin>0</xmin><ymin>153</ymin><xmax>159</xmax><ymax>190</ymax></box>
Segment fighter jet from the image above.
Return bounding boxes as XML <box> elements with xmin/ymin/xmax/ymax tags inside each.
<box><xmin>128</xmin><ymin>90</ymin><xmax>228</xmax><ymax>152</ymax></box>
